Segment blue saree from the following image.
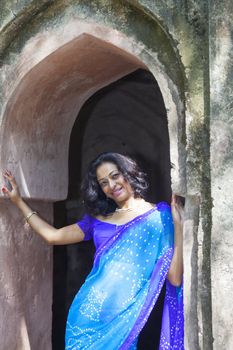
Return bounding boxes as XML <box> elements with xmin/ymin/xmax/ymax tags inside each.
<box><xmin>65</xmin><ymin>203</ymin><xmax>184</xmax><ymax>349</ymax></box>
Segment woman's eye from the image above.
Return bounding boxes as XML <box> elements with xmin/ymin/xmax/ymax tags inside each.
<box><xmin>112</xmin><ymin>173</ymin><xmax>120</xmax><ymax>179</ymax></box>
<box><xmin>100</xmin><ymin>181</ymin><xmax>108</xmax><ymax>188</ymax></box>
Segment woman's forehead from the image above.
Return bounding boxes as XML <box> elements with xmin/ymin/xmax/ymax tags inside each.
<box><xmin>96</xmin><ymin>162</ymin><xmax>118</xmax><ymax>179</ymax></box>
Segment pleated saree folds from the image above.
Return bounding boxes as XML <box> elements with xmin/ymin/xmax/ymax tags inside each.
<box><xmin>65</xmin><ymin>203</ymin><xmax>184</xmax><ymax>349</ymax></box>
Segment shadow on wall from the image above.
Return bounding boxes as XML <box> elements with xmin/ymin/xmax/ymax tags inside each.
<box><xmin>0</xmin><ymin>201</ymin><xmax>52</xmax><ymax>349</ymax></box>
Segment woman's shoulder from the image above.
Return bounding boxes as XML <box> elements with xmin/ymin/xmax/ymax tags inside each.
<box><xmin>156</xmin><ymin>201</ymin><xmax>171</xmax><ymax>211</ymax></box>
<box><xmin>78</xmin><ymin>213</ymin><xmax>96</xmax><ymax>226</ymax></box>
<box><xmin>83</xmin><ymin>213</ymin><xmax>113</xmax><ymax>225</ymax></box>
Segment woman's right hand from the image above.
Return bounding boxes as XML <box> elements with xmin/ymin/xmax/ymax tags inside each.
<box><xmin>2</xmin><ymin>170</ymin><xmax>22</xmax><ymax>204</ymax></box>
<box><xmin>1</xmin><ymin>170</ymin><xmax>85</xmax><ymax>245</ymax></box>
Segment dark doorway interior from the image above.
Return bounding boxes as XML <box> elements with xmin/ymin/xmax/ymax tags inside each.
<box><xmin>52</xmin><ymin>69</ymin><xmax>171</xmax><ymax>349</ymax></box>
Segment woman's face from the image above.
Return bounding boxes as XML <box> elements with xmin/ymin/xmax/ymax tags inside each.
<box><xmin>96</xmin><ymin>162</ymin><xmax>134</xmax><ymax>205</ymax></box>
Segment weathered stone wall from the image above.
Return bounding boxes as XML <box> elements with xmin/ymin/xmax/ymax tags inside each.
<box><xmin>0</xmin><ymin>199</ymin><xmax>53</xmax><ymax>350</ymax></box>
<box><xmin>210</xmin><ymin>1</ymin><xmax>233</xmax><ymax>349</ymax></box>
<box><xmin>0</xmin><ymin>0</ymin><xmax>232</xmax><ymax>349</ymax></box>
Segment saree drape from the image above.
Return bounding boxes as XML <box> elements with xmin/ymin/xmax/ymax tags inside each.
<box><xmin>65</xmin><ymin>203</ymin><xmax>184</xmax><ymax>349</ymax></box>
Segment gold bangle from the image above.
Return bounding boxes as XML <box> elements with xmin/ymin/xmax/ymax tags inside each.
<box><xmin>25</xmin><ymin>211</ymin><xmax>38</xmax><ymax>223</ymax></box>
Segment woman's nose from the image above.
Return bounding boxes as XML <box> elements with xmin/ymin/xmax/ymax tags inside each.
<box><xmin>109</xmin><ymin>179</ymin><xmax>116</xmax><ymax>189</ymax></box>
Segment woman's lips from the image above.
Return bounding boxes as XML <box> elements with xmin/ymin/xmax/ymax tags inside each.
<box><xmin>112</xmin><ymin>187</ymin><xmax>124</xmax><ymax>197</ymax></box>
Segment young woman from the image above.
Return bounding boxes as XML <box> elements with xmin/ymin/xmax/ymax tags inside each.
<box><xmin>2</xmin><ymin>152</ymin><xmax>184</xmax><ymax>349</ymax></box>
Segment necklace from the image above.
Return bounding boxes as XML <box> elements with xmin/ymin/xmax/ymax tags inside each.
<box><xmin>115</xmin><ymin>207</ymin><xmax>134</xmax><ymax>213</ymax></box>
<box><xmin>115</xmin><ymin>199</ymin><xmax>146</xmax><ymax>213</ymax></box>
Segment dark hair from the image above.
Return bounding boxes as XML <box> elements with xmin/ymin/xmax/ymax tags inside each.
<box><xmin>81</xmin><ymin>152</ymin><xmax>148</xmax><ymax>216</ymax></box>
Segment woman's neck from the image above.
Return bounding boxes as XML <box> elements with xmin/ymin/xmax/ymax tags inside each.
<box><xmin>116</xmin><ymin>197</ymin><xmax>144</xmax><ymax>210</ymax></box>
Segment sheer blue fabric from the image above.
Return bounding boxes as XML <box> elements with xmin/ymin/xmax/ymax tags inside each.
<box><xmin>65</xmin><ymin>203</ymin><xmax>184</xmax><ymax>349</ymax></box>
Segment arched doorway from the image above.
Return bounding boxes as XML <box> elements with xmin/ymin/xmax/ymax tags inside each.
<box><xmin>0</xmin><ymin>5</ymin><xmax>186</xmax><ymax>348</ymax></box>
<box><xmin>53</xmin><ymin>68</ymin><xmax>171</xmax><ymax>349</ymax></box>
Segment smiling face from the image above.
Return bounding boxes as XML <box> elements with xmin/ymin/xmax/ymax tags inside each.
<box><xmin>96</xmin><ymin>162</ymin><xmax>134</xmax><ymax>206</ymax></box>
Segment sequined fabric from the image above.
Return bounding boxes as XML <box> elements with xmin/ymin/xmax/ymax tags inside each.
<box><xmin>65</xmin><ymin>203</ymin><xmax>184</xmax><ymax>349</ymax></box>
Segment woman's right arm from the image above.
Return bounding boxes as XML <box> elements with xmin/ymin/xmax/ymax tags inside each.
<box><xmin>2</xmin><ymin>170</ymin><xmax>85</xmax><ymax>245</ymax></box>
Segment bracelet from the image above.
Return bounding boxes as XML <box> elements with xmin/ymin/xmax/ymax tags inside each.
<box><xmin>25</xmin><ymin>211</ymin><xmax>38</xmax><ymax>223</ymax></box>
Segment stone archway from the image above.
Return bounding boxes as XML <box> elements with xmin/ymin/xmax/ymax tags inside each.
<box><xmin>0</xmin><ymin>7</ymin><xmax>186</xmax><ymax>349</ymax></box>
<box><xmin>0</xmin><ymin>34</ymin><xmax>146</xmax><ymax>200</ymax></box>
<box><xmin>0</xmin><ymin>29</ymin><xmax>184</xmax><ymax>200</ymax></box>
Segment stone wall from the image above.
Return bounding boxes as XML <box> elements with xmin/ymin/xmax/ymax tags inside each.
<box><xmin>0</xmin><ymin>0</ymin><xmax>232</xmax><ymax>349</ymax></box>
<box><xmin>210</xmin><ymin>1</ymin><xmax>233</xmax><ymax>348</ymax></box>
<box><xmin>0</xmin><ymin>200</ymin><xmax>53</xmax><ymax>350</ymax></box>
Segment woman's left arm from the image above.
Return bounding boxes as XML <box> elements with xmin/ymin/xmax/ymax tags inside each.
<box><xmin>167</xmin><ymin>194</ymin><xmax>184</xmax><ymax>287</ymax></box>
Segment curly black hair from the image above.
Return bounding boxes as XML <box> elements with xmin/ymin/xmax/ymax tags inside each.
<box><xmin>81</xmin><ymin>152</ymin><xmax>148</xmax><ymax>217</ymax></box>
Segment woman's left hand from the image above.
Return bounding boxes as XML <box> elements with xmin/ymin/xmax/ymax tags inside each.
<box><xmin>171</xmin><ymin>194</ymin><xmax>184</xmax><ymax>227</ymax></box>
<box><xmin>167</xmin><ymin>194</ymin><xmax>184</xmax><ymax>286</ymax></box>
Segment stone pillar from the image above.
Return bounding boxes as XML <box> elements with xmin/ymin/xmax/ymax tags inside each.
<box><xmin>183</xmin><ymin>196</ymin><xmax>200</xmax><ymax>350</ymax></box>
<box><xmin>0</xmin><ymin>199</ymin><xmax>53</xmax><ymax>350</ymax></box>
<box><xmin>210</xmin><ymin>1</ymin><xmax>233</xmax><ymax>348</ymax></box>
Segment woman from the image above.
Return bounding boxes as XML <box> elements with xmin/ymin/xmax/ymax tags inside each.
<box><xmin>2</xmin><ymin>152</ymin><xmax>184</xmax><ymax>349</ymax></box>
